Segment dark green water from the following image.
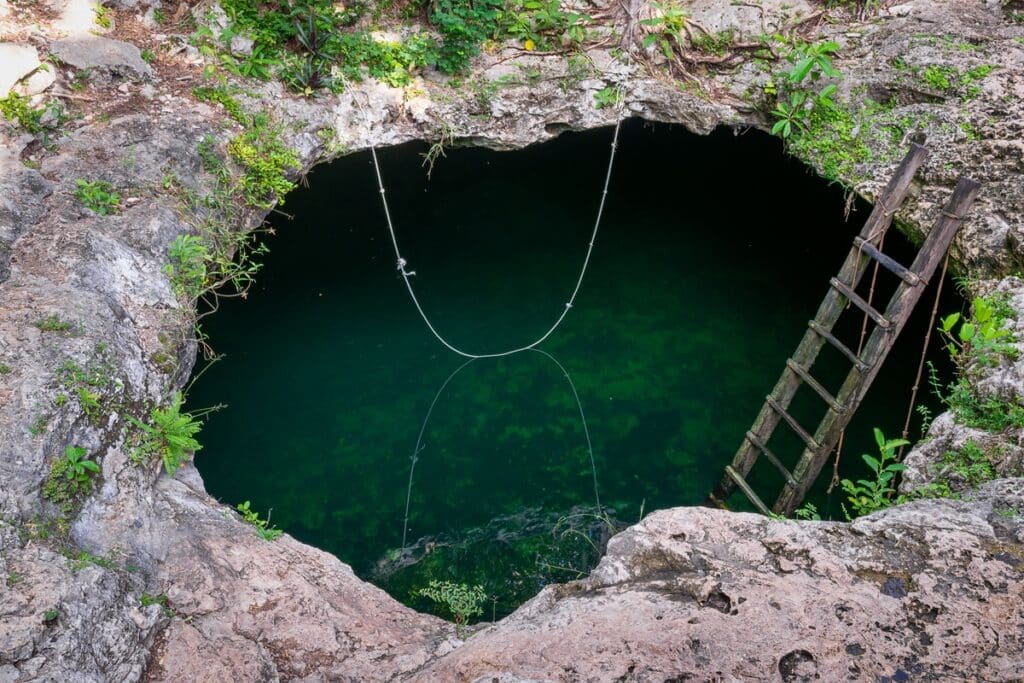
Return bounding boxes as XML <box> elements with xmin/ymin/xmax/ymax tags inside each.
<box><xmin>189</xmin><ymin>120</ymin><xmax>958</xmax><ymax>618</ymax></box>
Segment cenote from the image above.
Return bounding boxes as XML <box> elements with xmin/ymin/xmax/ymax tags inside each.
<box><xmin>189</xmin><ymin>120</ymin><xmax>960</xmax><ymax>620</ymax></box>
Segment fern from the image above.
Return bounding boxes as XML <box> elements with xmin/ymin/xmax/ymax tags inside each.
<box><xmin>128</xmin><ymin>392</ymin><xmax>204</xmax><ymax>475</ymax></box>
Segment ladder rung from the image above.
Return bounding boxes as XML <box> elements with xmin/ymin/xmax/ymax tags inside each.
<box><xmin>725</xmin><ymin>466</ymin><xmax>772</xmax><ymax>516</ymax></box>
<box><xmin>808</xmin><ymin>321</ymin><xmax>870</xmax><ymax>372</ymax></box>
<box><xmin>785</xmin><ymin>359</ymin><xmax>844</xmax><ymax>413</ymax></box>
<box><xmin>829</xmin><ymin>278</ymin><xmax>891</xmax><ymax>329</ymax></box>
<box><xmin>765</xmin><ymin>396</ymin><xmax>820</xmax><ymax>452</ymax></box>
<box><xmin>853</xmin><ymin>238</ymin><xmax>921</xmax><ymax>286</ymax></box>
<box><xmin>745</xmin><ymin>431</ymin><xmax>797</xmax><ymax>486</ymax></box>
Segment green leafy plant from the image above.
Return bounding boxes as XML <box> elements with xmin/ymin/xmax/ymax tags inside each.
<box><xmin>0</xmin><ymin>363</ymin><xmax>11</xmax><ymax>374</ymax></box>
<box><xmin>61</xmin><ymin>446</ymin><xmax>100</xmax><ymax>485</ymax></box>
<box><xmin>939</xmin><ymin>440</ymin><xmax>997</xmax><ymax>489</ymax></box>
<box><xmin>236</xmin><ymin>501</ymin><xmax>284</xmax><ymax>540</ymax></box>
<box><xmin>640</xmin><ymin>0</ymin><xmax>689</xmax><ymax>62</ymax></box>
<box><xmin>768</xmin><ymin>40</ymin><xmax>841</xmax><ymax>139</ymax></box>
<box><xmin>431</xmin><ymin>0</ymin><xmax>501</xmax><ymax>73</ymax></box>
<box><xmin>42</xmin><ymin>445</ymin><xmax>101</xmax><ymax>515</ymax></box>
<box><xmin>74</xmin><ymin>179</ymin><xmax>120</xmax><ymax>215</ymax></box>
<box><xmin>0</xmin><ymin>93</ymin><xmax>59</xmax><ymax>133</ymax></box>
<box><xmin>784</xmin><ymin>40</ymin><xmax>840</xmax><ymax>85</ymax></box>
<box><xmin>140</xmin><ymin>592</ymin><xmax>175</xmax><ymax>617</ymax></box>
<box><xmin>29</xmin><ymin>415</ymin><xmax>48</xmax><ymax>436</ymax></box>
<box><xmin>839</xmin><ymin>428</ymin><xmax>909</xmax><ymax>519</ymax></box>
<box><xmin>939</xmin><ymin>295</ymin><xmax>1017</xmax><ymax>368</ymax></box>
<box><xmin>75</xmin><ymin>386</ymin><xmax>103</xmax><ymax>423</ymax></box>
<box><xmin>164</xmin><ymin>234</ymin><xmax>210</xmax><ymax>300</ymax></box>
<box><xmin>127</xmin><ymin>393</ymin><xmax>206</xmax><ymax>476</ymax></box>
<box><xmin>69</xmin><ymin>549</ymin><xmax>118</xmax><ymax>571</ymax></box>
<box><xmin>499</xmin><ymin>0</ymin><xmax>588</xmax><ymax>49</ymax></box>
<box><xmin>593</xmin><ymin>86</ymin><xmax>621</xmax><ymax>109</ymax></box>
<box><xmin>793</xmin><ymin>502</ymin><xmax>821</xmax><ymax>520</ymax></box>
<box><xmin>922</xmin><ymin>64</ymin><xmax>955</xmax><ymax>91</ymax></box>
<box><xmin>415</xmin><ymin>580</ymin><xmax>487</xmax><ymax>636</ymax></box>
<box><xmin>933</xmin><ymin>294</ymin><xmax>1024</xmax><ymax>432</ymax></box>
<box><xmin>226</xmin><ymin>114</ymin><xmax>298</xmax><ymax>208</ymax></box>
<box><xmin>34</xmin><ymin>314</ymin><xmax>75</xmax><ymax>334</ymax></box>
<box><xmin>94</xmin><ymin>2</ymin><xmax>113</xmax><ymax>29</ymax></box>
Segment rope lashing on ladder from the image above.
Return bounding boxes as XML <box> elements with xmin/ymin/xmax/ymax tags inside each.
<box><xmin>370</xmin><ymin>118</ymin><xmax>623</xmax><ymax>359</ymax></box>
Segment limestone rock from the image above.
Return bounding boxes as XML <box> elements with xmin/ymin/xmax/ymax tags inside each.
<box><xmin>416</xmin><ymin>482</ymin><xmax>1024</xmax><ymax>681</ymax></box>
<box><xmin>229</xmin><ymin>34</ymin><xmax>253</xmax><ymax>57</ymax></box>
<box><xmin>51</xmin><ymin>37</ymin><xmax>154</xmax><ymax>81</ymax></box>
<box><xmin>16</xmin><ymin>66</ymin><xmax>55</xmax><ymax>97</ymax></box>
<box><xmin>0</xmin><ymin>0</ymin><xmax>1022</xmax><ymax>680</ymax></box>
<box><xmin>0</xmin><ymin>523</ymin><xmax>163</xmax><ymax>680</ymax></box>
<box><xmin>0</xmin><ymin>43</ymin><xmax>40</xmax><ymax>98</ymax></box>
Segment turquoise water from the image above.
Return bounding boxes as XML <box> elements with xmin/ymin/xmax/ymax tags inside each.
<box><xmin>189</xmin><ymin>121</ymin><xmax>957</xmax><ymax>618</ymax></box>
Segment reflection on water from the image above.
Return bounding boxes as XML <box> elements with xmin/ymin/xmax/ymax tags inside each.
<box><xmin>400</xmin><ymin>349</ymin><xmax>602</xmax><ymax>551</ymax></box>
<box><xmin>189</xmin><ymin>120</ymin><xmax>956</xmax><ymax>619</ymax></box>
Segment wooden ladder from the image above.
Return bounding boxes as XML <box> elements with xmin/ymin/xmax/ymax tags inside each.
<box><xmin>706</xmin><ymin>144</ymin><xmax>982</xmax><ymax>517</ymax></box>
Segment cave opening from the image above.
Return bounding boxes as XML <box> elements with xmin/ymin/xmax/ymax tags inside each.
<box><xmin>187</xmin><ymin>119</ymin><xmax>960</xmax><ymax>620</ymax></box>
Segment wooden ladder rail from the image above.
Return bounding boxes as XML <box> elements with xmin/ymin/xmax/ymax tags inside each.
<box><xmin>772</xmin><ymin>175</ymin><xmax>981</xmax><ymax>515</ymax></box>
<box><xmin>706</xmin><ymin>144</ymin><xmax>929</xmax><ymax>511</ymax></box>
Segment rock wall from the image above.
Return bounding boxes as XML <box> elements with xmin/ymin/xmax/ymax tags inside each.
<box><xmin>0</xmin><ymin>0</ymin><xmax>1022</xmax><ymax>680</ymax></box>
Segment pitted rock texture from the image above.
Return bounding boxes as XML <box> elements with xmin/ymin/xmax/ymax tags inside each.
<box><xmin>50</xmin><ymin>37</ymin><xmax>154</xmax><ymax>81</ymax></box>
<box><xmin>415</xmin><ymin>481</ymin><xmax>1024</xmax><ymax>681</ymax></box>
<box><xmin>0</xmin><ymin>0</ymin><xmax>1023</xmax><ymax>680</ymax></box>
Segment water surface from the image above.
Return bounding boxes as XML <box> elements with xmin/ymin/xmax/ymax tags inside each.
<box><xmin>189</xmin><ymin>120</ymin><xmax>957</xmax><ymax>617</ymax></box>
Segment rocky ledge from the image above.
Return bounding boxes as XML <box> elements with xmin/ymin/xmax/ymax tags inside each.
<box><xmin>0</xmin><ymin>0</ymin><xmax>1022</xmax><ymax>680</ymax></box>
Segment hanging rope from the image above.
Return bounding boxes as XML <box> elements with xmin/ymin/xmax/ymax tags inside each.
<box><xmin>400</xmin><ymin>349</ymin><xmax>602</xmax><ymax>549</ymax></box>
<box><xmin>897</xmin><ymin>253</ymin><xmax>949</xmax><ymax>459</ymax></box>
<box><xmin>371</xmin><ymin>119</ymin><xmax>623</xmax><ymax>359</ymax></box>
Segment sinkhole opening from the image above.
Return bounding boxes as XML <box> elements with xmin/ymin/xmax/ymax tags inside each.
<box><xmin>188</xmin><ymin>119</ymin><xmax>961</xmax><ymax>621</ymax></box>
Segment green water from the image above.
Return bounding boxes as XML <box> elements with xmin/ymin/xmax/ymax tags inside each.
<box><xmin>189</xmin><ymin>121</ymin><xmax>957</xmax><ymax>618</ymax></box>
